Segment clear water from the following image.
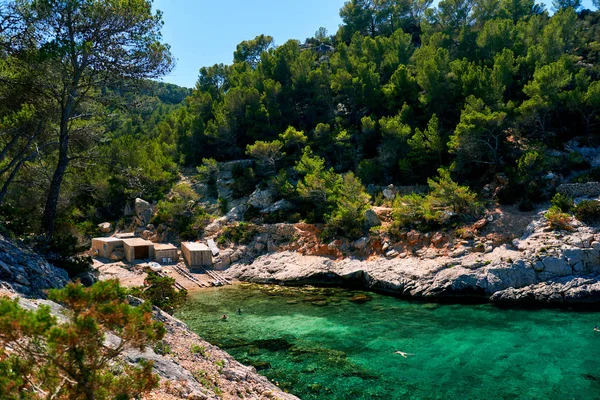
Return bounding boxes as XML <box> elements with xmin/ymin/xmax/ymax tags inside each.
<box><xmin>176</xmin><ymin>284</ymin><xmax>600</xmax><ymax>399</ymax></box>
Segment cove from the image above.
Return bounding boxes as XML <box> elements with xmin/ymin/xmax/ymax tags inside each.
<box><xmin>176</xmin><ymin>283</ymin><xmax>600</xmax><ymax>399</ymax></box>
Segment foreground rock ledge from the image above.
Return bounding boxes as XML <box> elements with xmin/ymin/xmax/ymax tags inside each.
<box><xmin>226</xmin><ymin>220</ymin><xmax>600</xmax><ymax>305</ymax></box>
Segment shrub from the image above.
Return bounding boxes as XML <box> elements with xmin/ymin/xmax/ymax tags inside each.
<box><xmin>231</xmin><ymin>165</ymin><xmax>257</xmax><ymax>199</ymax></box>
<box><xmin>545</xmin><ymin>206</ymin><xmax>574</xmax><ymax>231</ymax></box>
<box><xmin>391</xmin><ymin>169</ymin><xmax>482</xmax><ymax>231</ymax></box>
<box><xmin>574</xmin><ymin>200</ymin><xmax>600</xmax><ymax>224</ymax></box>
<box><xmin>550</xmin><ymin>192</ymin><xmax>573</xmax><ymax>212</ymax></box>
<box><xmin>325</xmin><ymin>173</ymin><xmax>371</xmax><ymax>239</ymax></box>
<box><xmin>191</xmin><ymin>344</ymin><xmax>206</xmax><ymax>356</ymax></box>
<box><xmin>218</xmin><ymin>222</ymin><xmax>258</xmax><ymax>245</ymax></box>
<box><xmin>0</xmin><ymin>280</ymin><xmax>164</xmax><ymax>399</ymax></box>
<box><xmin>130</xmin><ymin>271</ymin><xmax>188</xmax><ymax>314</ymax></box>
<box><xmin>196</xmin><ymin>158</ymin><xmax>219</xmax><ymax>198</ymax></box>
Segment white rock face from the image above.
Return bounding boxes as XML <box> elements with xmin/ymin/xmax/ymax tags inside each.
<box><xmin>225</xmin><ymin>214</ymin><xmax>600</xmax><ymax>304</ymax></box>
<box><xmin>247</xmin><ymin>188</ymin><xmax>274</xmax><ymax>209</ymax></box>
<box><xmin>98</xmin><ymin>222</ymin><xmax>112</xmax><ymax>233</ymax></box>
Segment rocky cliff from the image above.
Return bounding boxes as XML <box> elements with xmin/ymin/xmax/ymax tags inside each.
<box><xmin>226</xmin><ymin>211</ymin><xmax>600</xmax><ymax>305</ymax></box>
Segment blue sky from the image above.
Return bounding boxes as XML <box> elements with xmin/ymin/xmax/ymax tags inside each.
<box><xmin>154</xmin><ymin>0</ymin><xmax>597</xmax><ymax>88</ymax></box>
<box><xmin>153</xmin><ymin>0</ymin><xmax>346</xmax><ymax>88</ymax></box>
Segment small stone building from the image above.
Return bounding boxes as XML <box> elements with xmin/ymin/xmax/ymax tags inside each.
<box><xmin>182</xmin><ymin>242</ymin><xmax>212</xmax><ymax>270</ymax></box>
<box><xmin>122</xmin><ymin>238</ymin><xmax>155</xmax><ymax>262</ymax></box>
<box><xmin>91</xmin><ymin>237</ymin><xmax>123</xmax><ymax>259</ymax></box>
<box><xmin>154</xmin><ymin>243</ymin><xmax>178</xmax><ymax>264</ymax></box>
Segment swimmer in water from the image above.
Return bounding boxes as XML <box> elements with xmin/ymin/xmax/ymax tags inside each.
<box><xmin>237</xmin><ymin>308</ymin><xmax>242</xmax><ymax>315</ymax></box>
<box><xmin>394</xmin><ymin>351</ymin><xmax>414</xmax><ymax>358</ymax></box>
<box><xmin>594</xmin><ymin>326</ymin><xmax>599</xmax><ymax>332</ymax></box>
<box><xmin>221</xmin><ymin>314</ymin><xmax>228</xmax><ymax>320</ymax></box>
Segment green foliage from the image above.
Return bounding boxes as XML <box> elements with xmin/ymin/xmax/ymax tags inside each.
<box><xmin>231</xmin><ymin>165</ymin><xmax>258</xmax><ymax>199</ymax></box>
<box><xmin>325</xmin><ymin>173</ymin><xmax>371</xmax><ymax>239</ymax></box>
<box><xmin>30</xmin><ymin>234</ymin><xmax>92</xmax><ymax>278</ymax></box>
<box><xmin>574</xmin><ymin>200</ymin><xmax>600</xmax><ymax>224</ymax></box>
<box><xmin>550</xmin><ymin>192</ymin><xmax>574</xmax><ymax>212</ymax></box>
<box><xmin>191</xmin><ymin>344</ymin><xmax>206</xmax><ymax>356</ymax></box>
<box><xmin>545</xmin><ymin>206</ymin><xmax>574</xmax><ymax>231</ymax></box>
<box><xmin>218</xmin><ymin>222</ymin><xmax>259</xmax><ymax>245</ymax></box>
<box><xmin>131</xmin><ymin>271</ymin><xmax>187</xmax><ymax>314</ymax></box>
<box><xmin>392</xmin><ymin>169</ymin><xmax>482</xmax><ymax>231</ymax></box>
<box><xmin>196</xmin><ymin>158</ymin><xmax>219</xmax><ymax>198</ymax></box>
<box><xmin>0</xmin><ymin>280</ymin><xmax>164</xmax><ymax>399</ymax></box>
<box><xmin>152</xmin><ymin>182</ymin><xmax>208</xmax><ymax>240</ymax></box>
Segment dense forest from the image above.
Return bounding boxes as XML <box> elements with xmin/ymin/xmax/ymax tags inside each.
<box><xmin>2</xmin><ymin>0</ymin><xmax>600</xmax><ymax>244</ymax></box>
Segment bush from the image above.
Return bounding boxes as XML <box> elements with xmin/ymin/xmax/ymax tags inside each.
<box><xmin>231</xmin><ymin>165</ymin><xmax>257</xmax><ymax>199</ymax></box>
<box><xmin>0</xmin><ymin>280</ymin><xmax>164</xmax><ymax>399</ymax></box>
<box><xmin>130</xmin><ymin>271</ymin><xmax>188</xmax><ymax>314</ymax></box>
<box><xmin>218</xmin><ymin>222</ymin><xmax>258</xmax><ymax>245</ymax></box>
<box><xmin>550</xmin><ymin>192</ymin><xmax>573</xmax><ymax>212</ymax></box>
<box><xmin>391</xmin><ymin>169</ymin><xmax>482</xmax><ymax>231</ymax></box>
<box><xmin>574</xmin><ymin>200</ymin><xmax>600</xmax><ymax>224</ymax></box>
<box><xmin>545</xmin><ymin>206</ymin><xmax>574</xmax><ymax>231</ymax></box>
<box><xmin>196</xmin><ymin>158</ymin><xmax>219</xmax><ymax>198</ymax></box>
<box><xmin>325</xmin><ymin>173</ymin><xmax>371</xmax><ymax>239</ymax></box>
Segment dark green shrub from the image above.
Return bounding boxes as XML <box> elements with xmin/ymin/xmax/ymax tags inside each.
<box><xmin>550</xmin><ymin>192</ymin><xmax>573</xmax><ymax>212</ymax></box>
<box><xmin>196</xmin><ymin>158</ymin><xmax>219</xmax><ymax>198</ymax></box>
<box><xmin>574</xmin><ymin>200</ymin><xmax>600</xmax><ymax>224</ymax></box>
<box><xmin>231</xmin><ymin>166</ymin><xmax>257</xmax><ymax>199</ymax></box>
<box><xmin>130</xmin><ymin>271</ymin><xmax>187</xmax><ymax>314</ymax></box>
<box><xmin>218</xmin><ymin>222</ymin><xmax>258</xmax><ymax>245</ymax></box>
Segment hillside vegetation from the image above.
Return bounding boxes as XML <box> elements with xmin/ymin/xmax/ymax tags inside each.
<box><xmin>2</xmin><ymin>0</ymin><xmax>600</xmax><ymax>243</ymax></box>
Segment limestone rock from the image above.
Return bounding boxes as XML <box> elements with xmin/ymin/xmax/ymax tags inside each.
<box><xmin>98</xmin><ymin>222</ymin><xmax>112</xmax><ymax>233</ymax></box>
<box><xmin>262</xmin><ymin>199</ymin><xmax>294</xmax><ymax>214</ymax></box>
<box><xmin>134</xmin><ymin>198</ymin><xmax>153</xmax><ymax>224</ymax></box>
<box><xmin>248</xmin><ymin>188</ymin><xmax>274</xmax><ymax>209</ymax></box>
<box><xmin>353</xmin><ymin>237</ymin><xmax>369</xmax><ymax>251</ymax></box>
<box><xmin>382</xmin><ymin>184</ymin><xmax>398</xmax><ymax>200</ymax></box>
<box><xmin>364</xmin><ymin>209</ymin><xmax>381</xmax><ymax>228</ymax></box>
<box><xmin>226</xmin><ymin>205</ymin><xmax>248</xmax><ymax>222</ymax></box>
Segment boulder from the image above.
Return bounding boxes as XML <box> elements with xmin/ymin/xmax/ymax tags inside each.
<box><xmin>226</xmin><ymin>205</ymin><xmax>248</xmax><ymax>222</ymax></box>
<box><xmin>97</xmin><ymin>222</ymin><xmax>112</xmax><ymax>233</ymax></box>
<box><xmin>363</xmin><ymin>209</ymin><xmax>381</xmax><ymax>228</ymax></box>
<box><xmin>248</xmin><ymin>188</ymin><xmax>274</xmax><ymax>209</ymax></box>
<box><xmin>262</xmin><ymin>199</ymin><xmax>294</xmax><ymax>214</ymax></box>
<box><xmin>135</xmin><ymin>198</ymin><xmax>153</xmax><ymax>224</ymax></box>
<box><xmin>407</xmin><ymin>230</ymin><xmax>420</xmax><ymax>245</ymax></box>
<box><xmin>382</xmin><ymin>184</ymin><xmax>397</xmax><ymax>200</ymax></box>
<box><xmin>353</xmin><ymin>237</ymin><xmax>369</xmax><ymax>251</ymax></box>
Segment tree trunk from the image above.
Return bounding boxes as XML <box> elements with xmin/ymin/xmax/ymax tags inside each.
<box><xmin>41</xmin><ymin>132</ymin><xmax>68</xmax><ymax>236</ymax></box>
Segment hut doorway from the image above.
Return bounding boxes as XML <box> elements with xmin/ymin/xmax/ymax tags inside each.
<box><xmin>134</xmin><ymin>245</ymin><xmax>150</xmax><ymax>260</ymax></box>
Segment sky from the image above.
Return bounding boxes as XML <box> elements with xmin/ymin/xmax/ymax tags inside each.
<box><xmin>153</xmin><ymin>0</ymin><xmax>598</xmax><ymax>89</ymax></box>
<box><xmin>153</xmin><ymin>0</ymin><xmax>347</xmax><ymax>88</ymax></box>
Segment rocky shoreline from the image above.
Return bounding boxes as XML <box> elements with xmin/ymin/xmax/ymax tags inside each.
<box><xmin>0</xmin><ymin>235</ymin><xmax>297</xmax><ymax>400</ymax></box>
<box><xmin>226</xmin><ymin>213</ymin><xmax>600</xmax><ymax>305</ymax></box>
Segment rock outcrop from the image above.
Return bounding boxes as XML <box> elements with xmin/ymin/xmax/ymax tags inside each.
<box><xmin>226</xmin><ymin>212</ymin><xmax>600</xmax><ymax>304</ymax></box>
<box><xmin>0</xmin><ymin>235</ymin><xmax>68</xmax><ymax>297</ymax></box>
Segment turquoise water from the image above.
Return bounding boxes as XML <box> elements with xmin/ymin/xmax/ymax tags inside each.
<box><xmin>176</xmin><ymin>284</ymin><xmax>600</xmax><ymax>399</ymax></box>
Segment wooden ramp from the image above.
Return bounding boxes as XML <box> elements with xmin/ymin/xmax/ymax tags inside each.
<box><xmin>172</xmin><ymin>264</ymin><xmax>208</xmax><ymax>288</ymax></box>
<box><xmin>202</xmin><ymin>268</ymin><xmax>232</xmax><ymax>286</ymax></box>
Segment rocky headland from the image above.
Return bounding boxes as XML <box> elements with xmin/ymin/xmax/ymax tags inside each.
<box><xmin>226</xmin><ymin>209</ymin><xmax>600</xmax><ymax>305</ymax></box>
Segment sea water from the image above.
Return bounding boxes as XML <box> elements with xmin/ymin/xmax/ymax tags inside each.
<box><xmin>176</xmin><ymin>284</ymin><xmax>600</xmax><ymax>399</ymax></box>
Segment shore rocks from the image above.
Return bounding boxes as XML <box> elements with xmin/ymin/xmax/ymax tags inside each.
<box><xmin>225</xmin><ymin>212</ymin><xmax>600</xmax><ymax>304</ymax></box>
